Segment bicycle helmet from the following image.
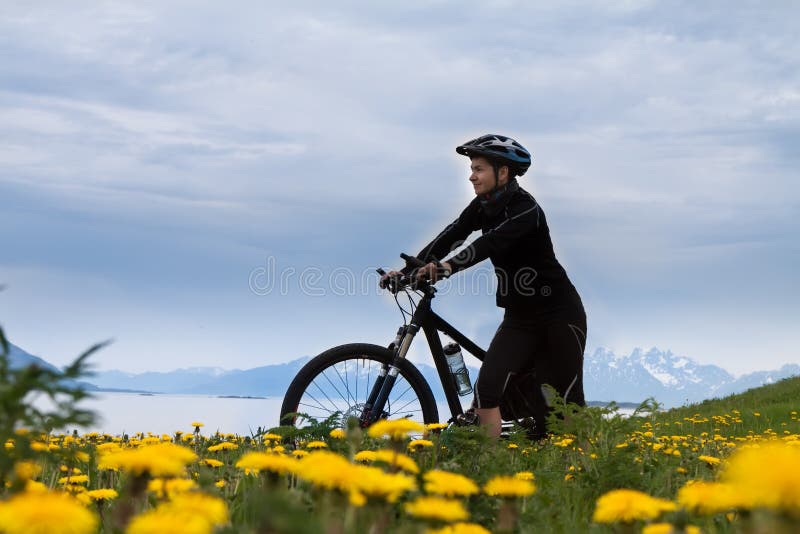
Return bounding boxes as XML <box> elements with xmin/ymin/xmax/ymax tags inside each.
<box><xmin>456</xmin><ymin>134</ymin><xmax>532</xmax><ymax>176</ymax></box>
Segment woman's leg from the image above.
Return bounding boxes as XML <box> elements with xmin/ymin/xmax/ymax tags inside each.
<box><xmin>474</xmin><ymin>407</ymin><xmax>502</xmax><ymax>438</ymax></box>
<box><xmin>473</xmin><ymin>315</ymin><xmax>542</xmax><ymax>438</ymax></box>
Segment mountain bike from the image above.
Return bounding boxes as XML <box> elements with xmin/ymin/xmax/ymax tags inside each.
<box><xmin>279</xmin><ymin>254</ymin><xmax>546</xmax><ymax>431</ymax></box>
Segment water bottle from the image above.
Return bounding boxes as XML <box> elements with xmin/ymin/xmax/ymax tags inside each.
<box><xmin>443</xmin><ymin>342</ymin><xmax>472</xmax><ymax>396</ymax></box>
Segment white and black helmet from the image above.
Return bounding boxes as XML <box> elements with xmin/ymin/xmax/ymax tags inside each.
<box><xmin>456</xmin><ymin>134</ymin><xmax>532</xmax><ymax>176</ymax></box>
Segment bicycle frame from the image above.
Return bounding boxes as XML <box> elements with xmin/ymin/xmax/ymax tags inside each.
<box><xmin>360</xmin><ymin>283</ymin><xmax>486</xmax><ymax>426</ymax></box>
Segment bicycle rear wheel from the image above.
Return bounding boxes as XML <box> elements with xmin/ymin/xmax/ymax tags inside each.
<box><xmin>280</xmin><ymin>343</ymin><xmax>439</xmax><ymax>427</ymax></box>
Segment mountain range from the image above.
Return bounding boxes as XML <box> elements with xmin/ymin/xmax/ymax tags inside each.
<box><xmin>4</xmin><ymin>342</ymin><xmax>798</xmax><ymax>408</ymax></box>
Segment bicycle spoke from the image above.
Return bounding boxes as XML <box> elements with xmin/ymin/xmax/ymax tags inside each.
<box><xmin>319</xmin><ymin>368</ymin><xmax>352</xmax><ymax>407</ymax></box>
<box><xmin>394</xmin><ymin>395</ymin><xmax>422</xmax><ymax>414</ymax></box>
<box><xmin>390</xmin><ymin>381</ymin><xmax>414</xmax><ymax>404</ymax></box>
<box><xmin>300</xmin><ymin>391</ymin><xmax>330</xmax><ymax>413</ymax></box>
<box><xmin>332</xmin><ymin>361</ymin><xmax>356</xmax><ymax>406</ymax></box>
<box><xmin>311</xmin><ymin>375</ymin><xmax>348</xmax><ymax>414</ymax></box>
<box><xmin>298</xmin><ymin>402</ymin><xmax>335</xmax><ymax>415</ymax></box>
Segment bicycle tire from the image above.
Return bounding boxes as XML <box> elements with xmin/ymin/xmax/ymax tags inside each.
<box><xmin>280</xmin><ymin>343</ymin><xmax>439</xmax><ymax>427</ymax></box>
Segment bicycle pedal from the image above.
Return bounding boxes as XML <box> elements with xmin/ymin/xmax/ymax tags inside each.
<box><xmin>455</xmin><ymin>411</ymin><xmax>480</xmax><ymax>426</ymax></box>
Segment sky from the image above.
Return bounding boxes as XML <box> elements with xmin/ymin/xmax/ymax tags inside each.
<box><xmin>1</xmin><ymin>1</ymin><xmax>798</xmax><ymax>376</ymax></box>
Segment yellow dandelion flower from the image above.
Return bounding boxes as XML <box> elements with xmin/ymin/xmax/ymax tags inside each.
<box><xmin>677</xmin><ymin>480</ymin><xmax>743</xmax><ymax>515</ymax></box>
<box><xmin>191</xmin><ymin>422</ymin><xmax>204</xmax><ymax>428</ymax></box>
<box><xmin>58</xmin><ymin>474</ymin><xmax>89</xmax><ymax>485</ymax></box>
<box><xmin>642</xmin><ymin>523</ymin><xmax>701</xmax><ymax>534</ymax></box>
<box><xmin>207</xmin><ymin>442</ymin><xmax>238</xmax><ymax>452</ymax></box>
<box><xmin>201</xmin><ymin>459</ymin><xmax>224</xmax><ymax>468</ymax></box>
<box><xmin>99</xmin><ymin>443</ymin><xmax>197</xmax><ymax>477</ymax></box>
<box><xmin>163</xmin><ymin>493</ymin><xmax>228</xmax><ymax>527</ymax></box>
<box><xmin>426</xmin><ymin>523</ymin><xmax>491</xmax><ymax>534</ymax></box>
<box><xmin>86</xmin><ymin>489</ymin><xmax>119</xmax><ymax>502</ymax></box>
<box><xmin>405</xmin><ymin>496</ymin><xmax>469</xmax><ymax>522</ymax></box>
<box><xmin>484</xmin><ymin>476</ymin><xmax>536</xmax><ymax>498</ymax></box>
<box><xmin>30</xmin><ymin>441</ymin><xmax>49</xmax><ymax>452</ymax></box>
<box><xmin>329</xmin><ymin>429</ymin><xmax>346</xmax><ymax>439</ymax></box>
<box><xmin>354</xmin><ymin>450</ymin><xmax>377</xmax><ymax>462</ymax></box>
<box><xmin>408</xmin><ymin>439</ymin><xmax>434</xmax><ymax>451</ymax></box>
<box><xmin>294</xmin><ymin>451</ymin><xmax>357</xmax><ymax>492</ymax></box>
<box><xmin>13</xmin><ymin>461</ymin><xmax>42</xmax><ymax>481</ymax></box>
<box><xmin>676</xmin><ymin>467</ymin><xmax>688</xmax><ymax>474</ymax></box>
<box><xmin>306</xmin><ymin>441</ymin><xmax>328</xmax><ymax>449</ymax></box>
<box><xmin>291</xmin><ymin>450</ymin><xmax>308</xmax><ymax>459</ymax></box>
<box><xmin>214</xmin><ymin>480</ymin><xmax>226</xmax><ymax>488</ymax></box>
<box><xmin>592</xmin><ymin>489</ymin><xmax>676</xmax><ymax>523</ymax></box>
<box><xmin>352</xmin><ymin>465</ymin><xmax>417</xmax><ymax>502</ymax></box>
<box><xmin>514</xmin><ymin>471</ymin><xmax>535</xmax><ymax>481</ymax></box>
<box><xmin>368</xmin><ymin>419</ymin><xmax>425</xmax><ymax>440</ymax></box>
<box><xmin>24</xmin><ymin>480</ymin><xmax>48</xmax><ymax>493</ymax></box>
<box><xmin>148</xmin><ymin>478</ymin><xmax>198</xmax><ymax>498</ymax></box>
<box><xmin>721</xmin><ymin>441</ymin><xmax>800</xmax><ymax>512</ymax></box>
<box><xmin>126</xmin><ymin>508</ymin><xmax>212</xmax><ymax>534</ymax></box>
<box><xmin>425</xmin><ymin>423</ymin><xmax>448</xmax><ymax>431</ymax></box>
<box><xmin>423</xmin><ymin>470</ymin><xmax>479</xmax><ymax>497</ymax></box>
<box><xmin>262</xmin><ymin>433</ymin><xmax>282</xmax><ymax>441</ymax></box>
<box><xmin>553</xmin><ymin>438</ymin><xmax>574</xmax><ymax>448</ymax></box>
<box><xmin>236</xmin><ymin>452</ymin><xmax>299</xmax><ymax>475</ymax></box>
<box><xmin>0</xmin><ymin>491</ymin><xmax>98</xmax><ymax>534</ymax></box>
<box><xmin>96</xmin><ymin>442</ymin><xmax>121</xmax><ymax>453</ymax></box>
<box><xmin>507</xmin><ymin>443</ymin><xmax>519</xmax><ymax>450</ymax></box>
<box><xmin>372</xmin><ymin>449</ymin><xmax>419</xmax><ymax>474</ymax></box>
<box><xmin>698</xmin><ymin>455</ymin><xmax>721</xmax><ymax>466</ymax></box>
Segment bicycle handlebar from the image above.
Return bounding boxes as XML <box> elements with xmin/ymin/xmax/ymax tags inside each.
<box><xmin>399</xmin><ymin>253</ymin><xmax>426</xmax><ymax>269</ymax></box>
<box><xmin>377</xmin><ymin>253</ymin><xmax>435</xmax><ymax>294</ymax></box>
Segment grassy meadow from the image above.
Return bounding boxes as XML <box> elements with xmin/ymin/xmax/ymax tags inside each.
<box><xmin>1</xmin><ymin>332</ymin><xmax>799</xmax><ymax>533</ymax></box>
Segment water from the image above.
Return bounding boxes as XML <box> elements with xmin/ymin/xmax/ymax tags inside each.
<box><xmin>44</xmin><ymin>392</ymin><xmax>631</xmax><ymax>436</ymax></box>
<box><xmin>43</xmin><ymin>392</ymin><xmax>460</xmax><ymax>435</ymax></box>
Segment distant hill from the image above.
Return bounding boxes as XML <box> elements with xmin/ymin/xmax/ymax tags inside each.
<box><xmin>3</xmin><ymin>341</ymin><xmax>98</xmax><ymax>391</ymax></box>
<box><xmin>5</xmin><ymin>342</ymin><xmax>62</xmax><ymax>373</ymax></box>
<box><xmin>656</xmin><ymin>375</ymin><xmax>800</xmax><ymax>427</ymax></box>
<box><xmin>4</xmin><ymin>342</ymin><xmax>798</xmax><ymax>407</ymax></box>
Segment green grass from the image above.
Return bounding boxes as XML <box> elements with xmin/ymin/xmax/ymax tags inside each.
<box><xmin>653</xmin><ymin>375</ymin><xmax>800</xmax><ymax>437</ymax></box>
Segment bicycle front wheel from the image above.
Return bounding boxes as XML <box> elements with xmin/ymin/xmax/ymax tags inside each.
<box><xmin>280</xmin><ymin>343</ymin><xmax>439</xmax><ymax>427</ymax></box>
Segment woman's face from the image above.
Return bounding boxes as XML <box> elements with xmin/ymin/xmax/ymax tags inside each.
<box><xmin>469</xmin><ymin>156</ymin><xmax>508</xmax><ymax>196</ymax></box>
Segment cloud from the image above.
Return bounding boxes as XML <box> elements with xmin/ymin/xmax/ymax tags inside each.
<box><xmin>1</xmin><ymin>1</ymin><xmax>798</xmax><ymax>373</ymax></box>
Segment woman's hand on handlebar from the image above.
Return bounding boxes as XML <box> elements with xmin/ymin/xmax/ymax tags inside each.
<box><xmin>415</xmin><ymin>261</ymin><xmax>452</xmax><ymax>283</ymax></box>
<box><xmin>379</xmin><ymin>269</ymin><xmax>405</xmax><ymax>290</ymax></box>
<box><xmin>378</xmin><ymin>255</ymin><xmax>452</xmax><ymax>292</ymax></box>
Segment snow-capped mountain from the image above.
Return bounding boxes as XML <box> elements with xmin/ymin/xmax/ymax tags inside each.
<box><xmin>4</xmin><ymin>341</ymin><xmax>796</xmax><ymax>407</ymax></box>
<box><xmin>584</xmin><ymin>347</ymin><xmax>797</xmax><ymax>407</ymax></box>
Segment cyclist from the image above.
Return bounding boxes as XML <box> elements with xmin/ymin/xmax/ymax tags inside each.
<box><xmin>382</xmin><ymin>134</ymin><xmax>587</xmax><ymax>438</ymax></box>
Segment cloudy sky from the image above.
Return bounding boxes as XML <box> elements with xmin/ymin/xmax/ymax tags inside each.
<box><xmin>1</xmin><ymin>1</ymin><xmax>797</xmax><ymax>376</ymax></box>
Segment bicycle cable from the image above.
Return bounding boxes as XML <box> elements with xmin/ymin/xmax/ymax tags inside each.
<box><xmin>393</xmin><ymin>288</ymin><xmax>412</xmax><ymax>325</ymax></box>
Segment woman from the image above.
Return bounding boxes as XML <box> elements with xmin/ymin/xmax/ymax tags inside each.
<box><xmin>384</xmin><ymin>134</ymin><xmax>587</xmax><ymax>438</ymax></box>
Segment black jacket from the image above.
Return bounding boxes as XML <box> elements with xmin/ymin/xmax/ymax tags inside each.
<box><xmin>415</xmin><ymin>186</ymin><xmax>582</xmax><ymax>313</ymax></box>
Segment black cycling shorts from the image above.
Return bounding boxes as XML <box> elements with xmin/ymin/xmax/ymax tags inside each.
<box><xmin>474</xmin><ymin>305</ymin><xmax>587</xmax><ymax>411</ymax></box>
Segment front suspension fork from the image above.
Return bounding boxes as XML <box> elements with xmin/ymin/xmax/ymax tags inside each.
<box><xmin>359</xmin><ymin>324</ymin><xmax>419</xmax><ymax>426</ymax></box>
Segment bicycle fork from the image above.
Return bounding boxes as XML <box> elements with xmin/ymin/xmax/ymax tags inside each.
<box><xmin>359</xmin><ymin>324</ymin><xmax>419</xmax><ymax>427</ymax></box>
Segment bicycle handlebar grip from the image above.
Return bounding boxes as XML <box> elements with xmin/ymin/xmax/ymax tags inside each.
<box><xmin>400</xmin><ymin>253</ymin><xmax>426</xmax><ymax>268</ymax></box>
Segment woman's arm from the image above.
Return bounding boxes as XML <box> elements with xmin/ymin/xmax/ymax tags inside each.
<box><xmin>413</xmin><ymin>198</ymin><xmax>481</xmax><ymax>265</ymax></box>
